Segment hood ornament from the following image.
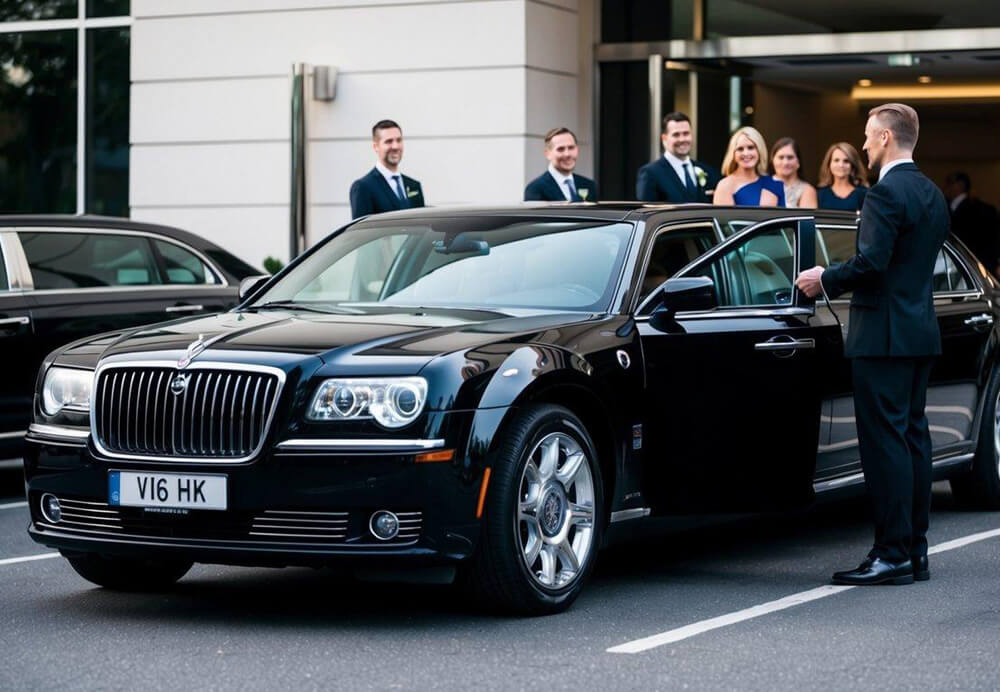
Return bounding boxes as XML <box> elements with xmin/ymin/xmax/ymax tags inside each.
<box><xmin>177</xmin><ymin>334</ymin><xmax>206</xmax><ymax>370</ymax></box>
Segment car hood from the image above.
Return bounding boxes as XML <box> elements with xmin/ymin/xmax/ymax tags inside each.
<box><xmin>96</xmin><ymin>307</ymin><xmax>598</xmax><ymax>373</ymax></box>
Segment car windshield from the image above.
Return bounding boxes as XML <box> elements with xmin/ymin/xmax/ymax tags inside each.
<box><xmin>250</xmin><ymin>217</ymin><xmax>634</xmax><ymax>313</ymax></box>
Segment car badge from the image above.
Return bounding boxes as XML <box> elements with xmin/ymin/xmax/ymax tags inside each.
<box><xmin>170</xmin><ymin>374</ymin><xmax>190</xmax><ymax>396</ymax></box>
<box><xmin>177</xmin><ymin>334</ymin><xmax>206</xmax><ymax>370</ymax></box>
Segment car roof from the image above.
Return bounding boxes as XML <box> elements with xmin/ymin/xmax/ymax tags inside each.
<box><xmin>0</xmin><ymin>214</ymin><xmax>222</xmax><ymax>252</ymax></box>
<box><xmin>349</xmin><ymin>203</ymin><xmax>861</xmax><ymax>225</ymax></box>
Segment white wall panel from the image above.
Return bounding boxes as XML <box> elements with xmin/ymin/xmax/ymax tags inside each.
<box><xmin>309</xmin><ymin>137</ymin><xmax>528</xmax><ymax>205</ymax></box>
<box><xmin>132</xmin><ymin>2</ymin><xmax>524</xmax><ymax>81</ymax></box>
<box><xmin>131</xmin><ymin>78</ymin><xmax>289</xmax><ymax>143</ymax></box>
<box><xmin>130</xmin><ymin>206</ymin><xmax>288</xmax><ymax>269</ymax></box>
<box><xmin>136</xmin><ymin>0</ymin><xmax>466</xmax><ymax>16</ymax></box>
<box><xmin>307</xmin><ymin>68</ymin><xmax>525</xmax><ymax>139</ymax></box>
<box><xmin>131</xmin><ymin>142</ymin><xmax>289</xmax><ymax>206</ymax></box>
<box><xmin>525</xmin><ymin>69</ymin><xmax>578</xmax><ymax>137</ymax></box>
<box><xmin>524</xmin><ymin>1</ymin><xmax>578</xmax><ymax>75</ymax></box>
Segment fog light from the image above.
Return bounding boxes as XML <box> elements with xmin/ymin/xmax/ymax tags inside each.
<box><xmin>370</xmin><ymin>510</ymin><xmax>399</xmax><ymax>541</ymax></box>
<box><xmin>40</xmin><ymin>494</ymin><xmax>61</xmax><ymax>523</ymax></box>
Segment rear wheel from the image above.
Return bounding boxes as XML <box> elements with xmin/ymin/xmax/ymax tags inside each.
<box><xmin>462</xmin><ymin>404</ymin><xmax>603</xmax><ymax>615</ymax></box>
<box><xmin>65</xmin><ymin>553</ymin><xmax>193</xmax><ymax>591</ymax></box>
<box><xmin>950</xmin><ymin>372</ymin><xmax>1000</xmax><ymax>510</ymax></box>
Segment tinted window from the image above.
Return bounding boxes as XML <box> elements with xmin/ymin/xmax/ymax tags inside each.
<box><xmin>20</xmin><ymin>231</ymin><xmax>160</xmax><ymax>289</ymax></box>
<box><xmin>933</xmin><ymin>249</ymin><xmax>971</xmax><ymax>293</ymax></box>
<box><xmin>0</xmin><ymin>244</ymin><xmax>8</xmax><ymax>290</ymax></box>
<box><xmin>638</xmin><ymin>226</ymin><xmax>717</xmax><ymax>306</ymax></box>
<box><xmin>154</xmin><ymin>240</ymin><xmax>219</xmax><ymax>285</ymax></box>
<box><xmin>694</xmin><ymin>224</ymin><xmax>796</xmax><ymax>307</ymax></box>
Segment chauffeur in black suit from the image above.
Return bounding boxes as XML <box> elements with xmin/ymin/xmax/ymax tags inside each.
<box><xmin>636</xmin><ymin>112</ymin><xmax>721</xmax><ymax>204</ymax></box>
<box><xmin>350</xmin><ymin>119</ymin><xmax>425</xmax><ymax>219</ymax></box>
<box><xmin>524</xmin><ymin>127</ymin><xmax>598</xmax><ymax>203</ymax></box>
<box><xmin>797</xmin><ymin>103</ymin><xmax>950</xmax><ymax>586</ymax></box>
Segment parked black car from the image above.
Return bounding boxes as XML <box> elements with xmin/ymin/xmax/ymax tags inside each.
<box><xmin>0</xmin><ymin>215</ymin><xmax>261</xmax><ymax>463</ymax></box>
<box><xmin>22</xmin><ymin>204</ymin><xmax>1000</xmax><ymax>614</ymax></box>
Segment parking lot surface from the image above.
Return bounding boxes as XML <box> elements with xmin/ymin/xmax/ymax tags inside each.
<box><xmin>2</xmin><ymin>468</ymin><xmax>998</xmax><ymax>691</ymax></box>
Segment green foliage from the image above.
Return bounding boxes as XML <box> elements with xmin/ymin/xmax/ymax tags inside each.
<box><xmin>262</xmin><ymin>256</ymin><xmax>285</xmax><ymax>275</ymax></box>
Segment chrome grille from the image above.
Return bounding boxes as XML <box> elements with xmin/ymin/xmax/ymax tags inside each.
<box><xmin>249</xmin><ymin>510</ymin><xmax>350</xmax><ymax>541</ymax></box>
<box><xmin>393</xmin><ymin>511</ymin><xmax>423</xmax><ymax>542</ymax></box>
<box><xmin>94</xmin><ymin>365</ymin><xmax>281</xmax><ymax>460</ymax></box>
<box><xmin>44</xmin><ymin>497</ymin><xmax>122</xmax><ymax>532</ymax></box>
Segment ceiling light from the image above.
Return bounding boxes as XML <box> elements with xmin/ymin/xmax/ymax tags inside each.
<box><xmin>851</xmin><ymin>84</ymin><xmax>1000</xmax><ymax>100</ymax></box>
<box><xmin>858</xmin><ymin>79</ymin><xmax>873</xmax><ymax>87</ymax></box>
<box><xmin>918</xmin><ymin>75</ymin><xmax>932</xmax><ymax>83</ymax></box>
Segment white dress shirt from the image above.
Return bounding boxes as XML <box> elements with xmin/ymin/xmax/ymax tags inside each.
<box><xmin>877</xmin><ymin>157</ymin><xmax>914</xmax><ymax>182</ymax></box>
<box><xmin>950</xmin><ymin>192</ymin><xmax>968</xmax><ymax>213</ymax></box>
<box><xmin>375</xmin><ymin>161</ymin><xmax>407</xmax><ymax>199</ymax></box>
<box><xmin>548</xmin><ymin>164</ymin><xmax>576</xmax><ymax>201</ymax></box>
<box><xmin>663</xmin><ymin>150</ymin><xmax>697</xmax><ymax>189</ymax></box>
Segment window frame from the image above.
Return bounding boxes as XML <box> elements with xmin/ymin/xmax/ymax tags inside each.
<box><xmin>631</xmin><ymin>219</ymin><xmax>725</xmax><ymax>315</ymax></box>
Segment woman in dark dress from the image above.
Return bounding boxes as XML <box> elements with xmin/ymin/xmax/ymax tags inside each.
<box><xmin>817</xmin><ymin>142</ymin><xmax>869</xmax><ymax>211</ymax></box>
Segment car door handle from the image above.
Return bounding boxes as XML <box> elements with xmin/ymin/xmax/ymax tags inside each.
<box><xmin>964</xmin><ymin>314</ymin><xmax>994</xmax><ymax>330</ymax></box>
<box><xmin>0</xmin><ymin>316</ymin><xmax>30</xmax><ymax>328</ymax></box>
<box><xmin>164</xmin><ymin>304</ymin><xmax>204</xmax><ymax>313</ymax></box>
<box><xmin>754</xmin><ymin>337</ymin><xmax>816</xmax><ymax>352</ymax></box>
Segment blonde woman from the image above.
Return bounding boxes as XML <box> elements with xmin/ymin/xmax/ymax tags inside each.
<box><xmin>817</xmin><ymin>142</ymin><xmax>869</xmax><ymax>211</ymax></box>
<box><xmin>770</xmin><ymin>137</ymin><xmax>817</xmax><ymax>208</ymax></box>
<box><xmin>713</xmin><ymin>127</ymin><xmax>785</xmax><ymax>207</ymax></box>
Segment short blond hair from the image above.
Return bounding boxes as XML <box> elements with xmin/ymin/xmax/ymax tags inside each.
<box><xmin>721</xmin><ymin>127</ymin><xmax>768</xmax><ymax>176</ymax></box>
<box><xmin>868</xmin><ymin>103</ymin><xmax>919</xmax><ymax>150</ymax></box>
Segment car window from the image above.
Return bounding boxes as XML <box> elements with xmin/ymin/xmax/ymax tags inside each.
<box><xmin>637</xmin><ymin>225</ymin><xmax>717</xmax><ymax>306</ymax></box>
<box><xmin>693</xmin><ymin>223</ymin><xmax>797</xmax><ymax>307</ymax></box>
<box><xmin>815</xmin><ymin>226</ymin><xmax>856</xmax><ymax>299</ymax></box>
<box><xmin>0</xmin><ymin>243</ymin><xmax>8</xmax><ymax>291</ymax></box>
<box><xmin>934</xmin><ymin>249</ymin><xmax>971</xmax><ymax>293</ymax></box>
<box><xmin>154</xmin><ymin>240</ymin><xmax>220</xmax><ymax>285</ymax></box>
<box><xmin>19</xmin><ymin>231</ymin><xmax>162</xmax><ymax>289</ymax></box>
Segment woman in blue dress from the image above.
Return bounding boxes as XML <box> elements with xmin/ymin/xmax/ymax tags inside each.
<box><xmin>816</xmin><ymin>142</ymin><xmax>869</xmax><ymax>211</ymax></box>
<box><xmin>713</xmin><ymin>127</ymin><xmax>785</xmax><ymax>207</ymax></box>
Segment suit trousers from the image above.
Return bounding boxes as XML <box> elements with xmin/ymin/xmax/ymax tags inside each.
<box><xmin>851</xmin><ymin>357</ymin><xmax>934</xmax><ymax>563</ymax></box>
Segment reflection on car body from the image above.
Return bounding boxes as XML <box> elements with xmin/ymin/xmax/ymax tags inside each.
<box><xmin>22</xmin><ymin>204</ymin><xmax>1000</xmax><ymax>614</ymax></box>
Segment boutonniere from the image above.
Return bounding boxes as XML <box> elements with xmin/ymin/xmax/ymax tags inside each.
<box><xmin>578</xmin><ymin>188</ymin><xmax>590</xmax><ymax>201</ymax></box>
<box><xmin>693</xmin><ymin>166</ymin><xmax>707</xmax><ymax>187</ymax></box>
<box><xmin>406</xmin><ymin>188</ymin><xmax>419</xmax><ymax>198</ymax></box>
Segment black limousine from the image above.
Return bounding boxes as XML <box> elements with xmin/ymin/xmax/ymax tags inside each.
<box><xmin>23</xmin><ymin>204</ymin><xmax>1000</xmax><ymax>614</ymax></box>
<box><xmin>0</xmin><ymin>215</ymin><xmax>261</xmax><ymax>463</ymax></box>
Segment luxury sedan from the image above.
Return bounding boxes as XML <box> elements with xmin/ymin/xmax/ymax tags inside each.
<box><xmin>22</xmin><ymin>204</ymin><xmax>1000</xmax><ymax>614</ymax></box>
<box><xmin>0</xmin><ymin>215</ymin><xmax>261</xmax><ymax>463</ymax></box>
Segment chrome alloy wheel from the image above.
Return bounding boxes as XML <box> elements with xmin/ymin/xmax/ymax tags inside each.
<box><xmin>994</xmin><ymin>389</ymin><xmax>1000</xmax><ymax>479</ymax></box>
<box><xmin>516</xmin><ymin>432</ymin><xmax>595</xmax><ymax>589</ymax></box>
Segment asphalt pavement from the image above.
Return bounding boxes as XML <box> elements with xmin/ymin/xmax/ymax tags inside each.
<box><xmin>2</xmin><ymin>466</ymin><xmax>998</xmax><ymax>692</ymax></box>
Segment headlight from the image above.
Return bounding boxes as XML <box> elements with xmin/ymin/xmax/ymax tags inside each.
<box><xmin>308</xmin><ymin>377</ymin><xmax>428</xmax><ymax>428</ymax></box>
<box><xmin>42</xmin><ymin>367</ymin><xmax>93</xmax><ymax>416</ymax></box>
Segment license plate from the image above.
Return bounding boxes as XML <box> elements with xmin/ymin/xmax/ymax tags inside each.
<box><xmin>109</xmin><ymin>470</ymin><xmax>227</xmax><ymax>511</ymax></box>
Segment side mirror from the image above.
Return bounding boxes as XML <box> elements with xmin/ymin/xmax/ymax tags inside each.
<box><xmin>238</xmin><ymin>274</ymin><xmax>270</xmax><ymax>302</ymax></box>
<box><xmin>652</xmin><ymin>276</ymin><xmax>717</xmax><ymax>318</ymax></box>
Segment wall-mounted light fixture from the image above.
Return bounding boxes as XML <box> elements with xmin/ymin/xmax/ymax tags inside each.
<box><xmin>313</xmin><ymin>65</ymin><xmax>338</xmax><ymax>101</ymax></box>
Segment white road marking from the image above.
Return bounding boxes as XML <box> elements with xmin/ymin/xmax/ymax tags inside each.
<box><xmin>0</xmin><ymin>552</ymin><xmax>59</xmax><ymax>567</ymax></box>
<box><xmin>0</xmin><ymin>500</ymin><xmax>27</xmax><ymax>510</ymax></box>
<box><xmin>607</xmin><ymin>526</ymin><xmax>1000</xmax><ymax>654</ymax></box>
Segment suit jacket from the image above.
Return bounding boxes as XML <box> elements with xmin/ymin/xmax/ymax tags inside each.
<box><xmin>951</xmin><ymin>196</ymin><xmax>999</xmax><ymax>273</ymax></box>
<box><xmin>636</xmin><ymin>157</ymin><xmax>720</xmax><ymax>203</ymax></box>
<box><xmin>349</xmin><ymin>168</ymin><xmax>425</xmax><ymax>219</ymax></box>
<box><xmin>821</xmin><ymin>162</ymin><xmax>950</xmax><ymax>358</ymax></box>
<box><xmin>524</xmin><ymin>171</ymin><xmax>598</xmax><ymax>202</ymax></box>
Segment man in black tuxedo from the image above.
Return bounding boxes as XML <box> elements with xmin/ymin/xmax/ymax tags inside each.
<box><xmin>796</xmin><ymin>103</ymin><xmax>950</xmax><ymax>586</ymax></box>
<box><xmin>524</xmin><ymin>127</ymin><xmax>598</xmax><ymax>202</ymax></box>
<box><xmin>636</xmin><ymin>112</ymin><xmax>720</xmax><ymax>204</ymax></box>
<box><xmin>350</xmin><ymin>119</ymin><xmax>425</xmax><ymax>219</ymax></box>
<box><xmin>944</xmin><ymin>172</ymin><xmax>999</xmax><ymax>278</ymax></box>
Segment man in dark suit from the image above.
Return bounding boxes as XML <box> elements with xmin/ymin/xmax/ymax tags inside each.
<box><xmin>944</xmin><ymin>172</ymin><xmax>999</xmax><ymax>278</ymax></box>
<box><xmin>350</xmin><ymin>119</ymin><xmax>425</xmax><ymax>219</ymax></box>
<box><xmin>796</xmin><ymin>103</ymin><xmax>950</xmax><ymax>586</ymax></box>
<box><xmin>636</xmin><ymin>112</ymin><xmax>720</xmax><ymax>204</ymax></box>
<box><xmin>524</xmin><ymin>127</ymin><xmax>598</xmax><ymax>202</ymax></box>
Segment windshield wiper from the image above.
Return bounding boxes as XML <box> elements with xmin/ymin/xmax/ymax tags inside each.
<box><xmin>247</xmin><ymin>300</ymin><xmax>347</xmax><ymax>315</ymax></box>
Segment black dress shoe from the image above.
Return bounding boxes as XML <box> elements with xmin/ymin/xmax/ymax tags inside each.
<box><xmin>832</xmin><ymin>557</ymin><xmax>914</xmax><ymax>586</ymax></box>
<box><xmin>912</xmin><ymin>555</ymin><xmax>930</xmax><ymax>582</ymax></box>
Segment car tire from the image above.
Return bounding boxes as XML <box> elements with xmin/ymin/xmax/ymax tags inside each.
<box><xmin>950</xmin><ymin>369</ymin><xmax>1000</xmax><ymax>510</ymax></box>
<box><xmin>461</xmin><ymin>404</ymin><xmax>603</xmax><ymax>616</ymax></box>
<box><xmin>65</xmin><ymin>553</ymin><xmax>193</xmax><ymax>591</ymax></box>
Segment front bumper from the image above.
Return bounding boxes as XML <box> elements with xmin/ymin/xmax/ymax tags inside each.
<box><xmin>23</xmin><ymin>412</ymin><xmax>492</xmax><ymax>568</ymax></box>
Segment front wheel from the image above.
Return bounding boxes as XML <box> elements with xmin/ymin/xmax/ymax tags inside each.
<box><xmin>462</xmin><ymin>404</ymin><xmax>603</xmax><ymax>615</ymax></box>
<box><xmin>65</xmin><ymin>553</ymin><xmax>193</xmax><ymax>591</ymax></box>
<box><xmin>951</xmin><ymin>373</ymin><xmax>1000</xmax><ymax>510</ymax></box>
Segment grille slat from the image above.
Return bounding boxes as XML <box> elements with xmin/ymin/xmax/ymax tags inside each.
<box><xmin>95</xmin><ymin>366</ymin><xmax>280</xmax><ymax>460</ymax></box>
